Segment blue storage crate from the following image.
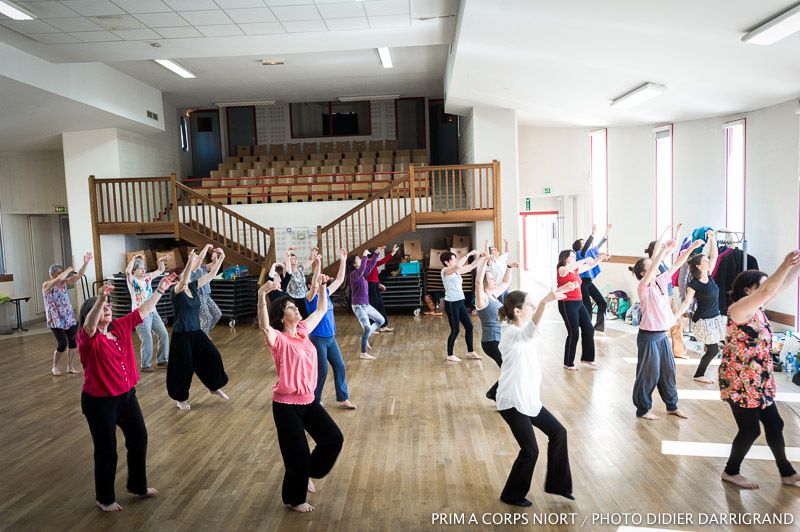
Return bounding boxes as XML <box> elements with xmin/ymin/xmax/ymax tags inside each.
<box><xmin>399</xmin><ymin>261</ymin><xmax>420</xmax><ymax>275</ymax></box>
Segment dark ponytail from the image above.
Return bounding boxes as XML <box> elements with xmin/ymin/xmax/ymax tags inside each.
<box><xmin>498</xmin><ymin>290</ymin><xmax>527</xmax><ymax>322</ymax></box>
<box><xmin>630</xmin><ymin>258</ymin><xmax>648</xmax><ymax>280</ymax></box>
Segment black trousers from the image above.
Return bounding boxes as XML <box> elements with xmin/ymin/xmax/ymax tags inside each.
<box><xmin>272</xmin><ymin>401</ymin><xmax>344</xmax><ymax>506</ymax></box>
<box><xmin>444</xmin><ymin>299</ymin><xmax>474</xmax><ymax>357</ymax></box>
<box><xmin>81</xmin><ymin>389</ymin><xmax>148</xmax><ymax>505</ymax></box>
<box><xmin>368</xmin><ymin>281</ymin><xmax>389</xmax><ymax>327</ymax></box>
<box><xmin>482</xmin><ymin>340</ymin><xmax>502</xmax><ymax>400</ymax></box>
<box><xmin>580</xmin><ymin>279</ymin><xmax>606</xmax><ymax>329</ymax></box>
<box><xmin>51</xmin><ymin>324</ymin><xmax>78</xmax><ymax>352</ymax></box>
<box><xmin>557</xmin><ymin>300</ymin><xmax>595</xmax><ymax>366</ymax></box>
<box><xmin>694</xmin><ymin>343</ymin><xmax>719</xmax><ymax>378</ymax></box>
<box><xmin>167</xmin><ymin>330</ymin><xmax>229</xmax><ymax>401</ymax></box>
<box><xmin>724</xmin><ymin>401</ymin><xmax>796</xmax><ymax>478</ymax></box>
<box><xmin>292</xmin><ymin>296</ymin><xmax>310</xmax><ymax>319</ymax></box>
<box><xmin>498</xmin><ymin>407</ymin><xmax>572</xmax><ymax>502</ymax></box>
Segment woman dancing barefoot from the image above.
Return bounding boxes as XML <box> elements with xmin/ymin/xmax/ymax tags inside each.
<box><xmin>77</xmin><ymin>274</ymin><xmax>177</xmax><ymax>511</ymax></box>
<box><xmin>347</xmin><ymin>248</ymin><xmax>385</xmax><ymax>359</ymax></box>
<box><xmin>259</xmin><ymin>275</ymin><xmax>344</xmax><ymax>513</ymax></box>
<box><xmin>440</xmin><ymin>249</ymin><xmax>481</xmax><ymax>362</ymax></box>
<box><xmin>718</xmin><ymin>252</ymin><xmax>800</xmax><ymax>490</ymax></box>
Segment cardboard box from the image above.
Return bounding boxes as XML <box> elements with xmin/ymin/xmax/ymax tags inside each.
<box><xmin>126</xmin><ymin>250</ymin><xmax>156</xmax><ymax>271</ymax></box>
<box><xmin>429</xmin><ymin>248</ymin><xmax>451</xmax><ymax>269</ymax></box>
<box><xmin>237</xmin><ymin>144</ymin><xmax>251</xmax><ymax>157</ymax></box>
<box><xmin>450</xmin><ymin>235</ymin><xmax>471</xmax><ymax>249</ymax></box>
<box><xmin>156</xmin><ymin>249</ymin><xmax>184</xmax><ymax>271</ymax></box>
<box><xmin>403</xmin><ymin>239</ymin><xmax>423</xmax><ymax>261</ymax></box>
<box><xmin>452</xmin><ymin>246</ymin><xmax>470</xmax><ymax>261</ymax></box>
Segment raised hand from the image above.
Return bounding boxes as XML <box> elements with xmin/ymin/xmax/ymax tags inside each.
<box><xmin>99</xmin><ymin>283</ymin><xmax>114</xmax><ymax>300</ymax></box>
<box><xmin>259</xmin><ymin>280</ymin><xmax>276</xmax><ymax>296</ymax></box>
<box><xmin>689</xmin><ymin>239</ymin><xmax>704</xmax><ymax>251</ymax></box>
<box><xmin>362</xmin><ymin>248</ymin><xmax>371</xmax><ymax>257</ymax></box>
<box><xmin>320</xmin><ymin>274</ymin><xmax>331</xmax><ymax>284</ymax></box>
<box><xmin>508</xmin><ymin>261</ymin><xmax>520</xmax><ymax>269</ymax></box>
<box><xmin>83</xmin><ymin>252</ymin><xmax>94</xmax><ymax>264</ymax></box>
<box><xmin>158</xmin><ymin>273</ymin><xmax>178</xmax><ymax>292</ymax></box>
<box><xmin>592</xmin><ymin>224</ymin><xmax>597</xmax><ymax>234</ymax></box>
<box><xmin>340</xmin><ymin>248</ymin><xmax>348</xmax><ymax>261</ymax></box>
<box><xmin>782</xmin><ymin>251</ymin><xmax>800</xmax><ymax>268</ymax></box>
<box><xmin>662</xmin><ymin>239</ymin><xmax>677</xmax><ymax>251</ymax></box>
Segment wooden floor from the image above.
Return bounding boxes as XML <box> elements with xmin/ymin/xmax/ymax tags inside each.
<box><xmin>1</xmin><ymin>308</ymin><xmax>799</xmax><ymax>532</ymax></box>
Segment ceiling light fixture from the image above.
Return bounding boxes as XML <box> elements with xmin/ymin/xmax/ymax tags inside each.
<box><xmin>154</xmin><ymin>59</ymin><xmax>196</xmax><ymax>79</ymax></box>
<box><xmin>338</xmin><ymin>94</ymin><xmax>400</xmax><ymax>102</ymax></box>
<box><xmin>610</xmin><ymin>82</ymin><xmax>667</xmax><ymax>110</ymax></box>
<box><xmin>377</xmin><ymin>47</ymin><xmax>393</xmax><ymax>68</ymax></box>
<box><xmin>261</xmin><ymin>58</ymin><xmax>284</xmax><ymax>66</ymax></box>
<box><xmin>0</xmin><ymin>0</ymin><xmax>35</xmax><ymax>20</ymax></box>
<box><xmin>215</xmin><ymin>100</ymin><xmax>276</xmax><ymax>107</ymax></box>
<box><xmin>742</xmin><ymin>3</ymin><xmax>800</xmax><ymax>45</ymax></box>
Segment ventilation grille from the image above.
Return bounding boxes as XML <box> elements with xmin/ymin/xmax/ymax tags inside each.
<box><xmin>146</xmin><ymin>110</ymin><xmax>159</xmax><ymax>121</ymax></box>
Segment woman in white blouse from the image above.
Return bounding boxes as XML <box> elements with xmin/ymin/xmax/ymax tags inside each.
<box><xmin>495</xmin><ymin>285</ymin><xmax>576</xmax><ymax>507</ymax></box>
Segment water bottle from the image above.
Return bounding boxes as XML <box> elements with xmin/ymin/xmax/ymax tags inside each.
<box><xmin>786</xmin><ymin>352</ymin><xmax>795</xmax><ymax>377</ymax></box>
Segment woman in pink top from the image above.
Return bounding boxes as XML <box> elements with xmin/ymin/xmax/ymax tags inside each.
<box><xmin>258</xmin><ymin>259</ymin><xmax>344</xmax><ymax>513</ymax></box>
<box><xmin>77</xmin><ymin>273</ymin><xmax>178</xmax><ymax>512</ymax></box>
<box><xmin>630</xmin><ymin>237</ymin><xmax>700</xmax><ymax>420</ymax></box>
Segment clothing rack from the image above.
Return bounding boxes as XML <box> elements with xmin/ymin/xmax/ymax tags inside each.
<box><xmin>715</xmin><ymin>229</ymin><xmax>748</xmax><ymax>273</ymax></box>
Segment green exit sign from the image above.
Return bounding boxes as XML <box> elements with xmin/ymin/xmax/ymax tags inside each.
<box><xmin>54</xmin><ymin>206</ymin><xmax>67</xmax><ymax>213</ymax></box>
<box><xmin>543</xmin><ymin>187</ymin><xmax>552</xmax><ymax>195</ymax></box>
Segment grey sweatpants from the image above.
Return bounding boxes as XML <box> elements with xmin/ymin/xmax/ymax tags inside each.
<box><xmin>633</xmin><ymin>330</ymin><xmax>679</xmax><ymax>417</ymax></box>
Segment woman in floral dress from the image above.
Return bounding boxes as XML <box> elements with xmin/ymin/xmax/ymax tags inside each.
<box><xmin>719</xmin><ymin>251</ymin><xmax>800</xmax><ymax>489</ymax></box>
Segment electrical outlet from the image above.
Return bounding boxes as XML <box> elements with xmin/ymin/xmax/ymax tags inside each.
<box><xmin>9</xmin><ymin>314</ymin><xmax>16</xmax><ymax>323</ymax></box>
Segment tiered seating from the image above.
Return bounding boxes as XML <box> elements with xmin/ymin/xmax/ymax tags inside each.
<box><xmin>200</xmin><ymin>140</ymin><xmax>431</xmax><ymax>204</ymax></box>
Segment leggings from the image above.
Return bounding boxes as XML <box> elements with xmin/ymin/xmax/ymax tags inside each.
<box><xmin>368</xmin><ymin>281</ymin><xmax>389</xmax><ymax>327</ymax></box>
<box><xmin>580</xmin><ymin>278</ymin><xmax>607</xmax><ymax>329</ymax></box>
<box><xmin>351</xmin><ymin>304</ymin><xmax>384</xmax><ymax>352</ymax></box>
<box><xmin>166</xmin><ymin>330</ymin><xmax>229</xmax><ymax>402</ymax></box>
<box><xmin>444</xmin><ymin>299</ymin><xmax>474</xmax><ymax>357</ymax></box>
<box><xmin>51</xmin><ymin>324</ymin><xmax>78</xmax><ymax>352</ymax></box>
<box><xmin>81</xmin><ymin>389</ymin><xmax>148</xmax><ymax>505</ymax></box>
<box><xmin>498</xmin><ymin>406</ymin><xmax>572</xmax><ymax>503</ymax></box>
<box><xmin>482</xmin><ymin>340</ymin><xmax>502</xmax><ymax>400</ymax></box>
<box><xmin>557</xmin><ymin>300</ymin><xmax>595</xmax><ymax>367</ymax></box>
<box><xmin>272</xmin><ymin>401</ymin><xmax>344</xmax><ymax>506</ymax></box>
<box><xmin>694</xmin><ymin>343</ymin><xmax>719</xmax><ymax>378</ymax></box>
<box><xmin>724</xmin><ymin>401</ymin><xmax>796</xmax><ymax>478</ymax></box>
<box><xmin>311</xmin><ymin>335</ymin><xmax>349</xmax><ymax>402</ymax></box>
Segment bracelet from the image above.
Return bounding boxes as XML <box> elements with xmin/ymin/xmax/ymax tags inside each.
<box><xmin>507</xmin><ymin>265</ymin><xmax>512</xmax><ymax>269</ymax></box>
<box><xmin>156</xmin><ymin>288</ymin><xmax>166</xmax><ymax>295</ymax></box>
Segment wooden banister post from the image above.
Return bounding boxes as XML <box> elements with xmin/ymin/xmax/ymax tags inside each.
<box><xmin>409</xmin><ymin>165</ymin><xmax>416</xmax><ymax>231</ymax></box>
<box><xmin>88</xmin><ymin>175</ymin><xmax>103</xmax><ymax>288</ymax></box>
<box><xmin>170</xmin><ymin>173</ymin><xmax>179</xmax><ymax>240</ymax></box>
<box><xmin>492</xmin><ymin>160</ymin><xmax>502</xmax><ymax>246</ymax></box>
<box><xmin>317</xmin><ymin>227</ymin><xmax>323</xmax><ymax>261</ymax></box>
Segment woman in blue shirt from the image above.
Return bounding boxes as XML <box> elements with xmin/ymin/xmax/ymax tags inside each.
<box><xmin>572</xmin><ymin>224</ymin><xmax>612</xmax><ymax>332</ymax></box>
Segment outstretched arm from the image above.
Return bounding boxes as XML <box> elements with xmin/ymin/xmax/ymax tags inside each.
<box><xmin>302</xmin><ymin>266</ymin><xmax>328</xmax><ymax>332</ymax></box>
<box><xmin>460</xmin><ymin>250</ymin><xmax>482</xmax><ymax>273</ymax></box>
<box><xmin>306</xmin><ymin>253</ymin><xmax>322</xmax><ymax>301</ymax></box>
<box><xmin>674</xmin><ymin>287</ymin><xmax>695</xmax><ymax>319</ymax></box>
<box><xmin>706</xmin><ymin>231</ymin><xmax>719</xmax><ymax>273</ymax></box>
<box><xmin>642</xmin><ymin>240</ymin><xmax>675</xmax><ymax>287</ymax></box>
<box><xmin>257</xmin><ymin>281</ymin><xmax>278</xmax><ymax>347</ymax></box>
<box><xmin>532</xmin><ymin>282</ymin><xmax>576</xmax><ymax>326</ymax></box>
<box><xmin>66</xmin><ymin>251</ymin><xmax>93</xmax><ymax>286</ymax></box>
<box><xmin>729</xmin><ymin>251</ymin><xmax>800</xmax><ymax>324</ymax></box>
<box><xmin>147</xmin><ymin>256</ymin><xmax>167</xmax><ymax>278</ymax></box>
<box><xmin>328</xmin><ymin>248</ymin><xmax>349</xmax><ymax>295</ymax></box>
<box><xmin>83</xmin><ymin>284</ymin><xmax>112</xmax><ymax>337</ymax></box>
<box><xmin>197</xmin><ymin>249</ymin><xmax>225</xmax><ymax>288</ymax></box>
<box><xmin>174</xmin><ymin>249</ymin><xmax>198</xmax><ymax>294</ymax></box>
<box><xmin>474</xmin><ymin>256</ymin><xmax>491</xmax><ymax>309</ymax></box>
<box><xmin>665</xmin><ymin>240</ymin><xmax>703</xmax><ymax>277</ymax></box>
<box><xmin>138</xmin><ymin>274</ymin><xmax>178</xmax><ymax>318</ymax></box>
<box><xmin>496</xmin><ymin>261</ymin><xmax>518</xmax><ymax>295</ymax></box>
<box><xmin>43</xmin><ymin>266</ymin><xmax>74</xmax><ymax>293</ymax></box>
<box><xmin>597</xmin><ymin>224</ymin><xmax>613</xmax><ymax>250</ymax></box>
<box><xmin>581</xmin><ymin>226</ymin><xmax>595</xmax><ymax>255</ymax></box>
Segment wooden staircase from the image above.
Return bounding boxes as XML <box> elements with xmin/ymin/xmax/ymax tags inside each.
<box><xmin>88</xmin><ymin>174</ymin><xmax>276</xmax><ymax>283</ymax></box>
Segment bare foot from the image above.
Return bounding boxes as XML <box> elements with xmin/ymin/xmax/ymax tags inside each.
<box><xmin>693</xmin><ymin>376</ymin><xmax>714</xmax><ymax>384</ymax></box>
<box><xmin>674</xmin><ymin>353</ymin><xmax>690</xmax><ymax>359</ymax></box>
<box><xmin>129</xmin><ymin>487</ymin><xmax>158</xmax><ymax>498</ymax></box>
<box><xmin>722</xmin><ymin>472</ymin><xmax>759</xmax><ymax>489</ymax></box>
<box><xmin>563</xmin><ymin>365</ymin><xmax>579</xmax><ymax>371</ymax></box>
<box><xmin>366</xmin><ymin>342</ymin><xmax>373</xmax><ymax>350</ymax></box>
<box><xmin>211</xmin><ymin>389</ymin><xmax>230</xmax><ymax>400</ymax></box>
<box><xmin>359</xmin><ymin>353</ymin><xmax>376</xmax><ymax>360</ymax></box>
<box><xmin>379</xmin><ymin>327</ymin><xmax>394</xmax><ymax>332</ymax></box>
<box><xmin>66</xmin><ymin>367</ymin><xmax>81</xmax><ymax>374</ymax></box>
<box><xmin>52</xmin><ymin>367</ymin><xmax>63</xmax><ymax>376</ymax></box>
<box><xmin>176</xmin><ymin>401</ymin><xmax>191</xmax><ymax>411</ymax></box>
<box><xmin>581</xmin><ymin>361</ymin><xmax>599</xmax><ymax>368</ymax></box>
<box><xmin>781</xmin><ymin>473</ymin><xmax>800</xmax><ymax>486</ymax></box>
<box><xmin>667</xmin><ymin>409</ymin><xmax>688</xmax><ymax>419</ymax></box>
<box><xmin>96</xmin><ymin>501</ymin><xmax>123</xmax><ymax>512</ymax></box>
<box><xmin>287</xmin><ymin>503</ymin><xmax>315</xmax><ymax>513</ymax></box>
<box><xmin>307</xmin><ymin>479</ymin><xmax>316</xmax><ymax>493</ymax></box>
<box><xmin>464</xmin><ymin>352</ymin><xmax>481</xmax><ymax>359</ymax></box>
<box><xmin>446</xmin><ymin>355</ymin><xmax>461</xmax><ymax>363</ymax></box>
<box><xmin>337</xmin><ymin>400</ymin><xmax>357</xmax><ymax>410</ymax></box>
<box><xmin>639</xmin><ymin>411</ymin><xmax>659</xmax><ymax>420</ymax></box>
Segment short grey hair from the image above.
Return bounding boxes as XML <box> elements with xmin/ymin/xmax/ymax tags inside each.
<box><xmin>48</xmin><ymin>264</ymin><xmax>64</xmax><ymax>278</ymax></box>
<box><xmin>132</xmin><ymin>259</ymin><xmax>146</xmax><ymax>272</ymax></box>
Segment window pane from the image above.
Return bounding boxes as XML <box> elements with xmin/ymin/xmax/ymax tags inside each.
<box><xmin>655</xmin><ymin>130</ymin><xmax>673</xmax><ymax>263</ymax></box>
<box><xmin>330</xmin><ymin>101</ymin><xmax>370</xmax><ymax>136</ymax></box>
<box><xmin>725</xmin><ymin>123</ymin><xmax>745</xmax><ymax>232</ymax></box>
<box><xmin>590</xmin><ymin>130</ymin><xmax>607</xmax><ymax>232</ymax></box>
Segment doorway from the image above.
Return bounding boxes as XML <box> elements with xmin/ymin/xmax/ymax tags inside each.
<box><xmin>521</xmin><ymin>211</ymin><xmax>560</xmax><ymax>300</ymax></box>
<box><xmin>190</xmin><ymin>110</ymin><xmax>222</xmax><ymax>179</ymax></box>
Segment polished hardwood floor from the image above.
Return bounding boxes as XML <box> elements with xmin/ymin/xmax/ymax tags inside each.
<box><xmin>1</xmin><ymin>308</ymin><xmax>799</xmax><ymax>531</ymax></box>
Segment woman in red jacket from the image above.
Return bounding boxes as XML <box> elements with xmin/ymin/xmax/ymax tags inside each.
<box><xmin>77</xmin><ymin>273</ymin><xmax>178</xmax><ymax>512</ymax></box>
<box><xmin>367</xmin><ymin>243</ymin><xmax>398</xmax><ymax>332</ymax></box>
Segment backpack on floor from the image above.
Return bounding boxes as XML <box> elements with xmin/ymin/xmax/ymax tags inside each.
<box><xmin>626</xmin><ymin>302</ymin><xmax>641</xmax><ymax>326</ymax></box>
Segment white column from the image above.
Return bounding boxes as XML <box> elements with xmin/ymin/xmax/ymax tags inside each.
<box><xmin>471</xmin><ymin>107</ymin><xmax>520</xmax><ymax>287</ymax></box>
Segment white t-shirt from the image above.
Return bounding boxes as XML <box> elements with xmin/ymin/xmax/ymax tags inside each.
<box><xmin>496</xmin><ymin>321</ymin><xmax>543</xmax><ymax>417</ymax></box>
<box><xmin>441</xmin><ymin>269</ymin><xmax>464</xmax><ymax>302</ymax></box>
<box><xmin>488</xmin><ymin>252</ymin><xmax>509</xmax><ymax>282</ymax></box>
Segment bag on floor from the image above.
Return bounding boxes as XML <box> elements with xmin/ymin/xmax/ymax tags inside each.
<box><xmin>625</xmin><ymin>302</ymin><xmax>641</xmax><ymax>326</ymax></box>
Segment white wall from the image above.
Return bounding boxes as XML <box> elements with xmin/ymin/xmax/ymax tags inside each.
<box><xmin>458</xmin><ymin>108</ymin><xmax>474</xmax><ymax>164</ymax></box>
<box><xmin>0</xmin><ymin>150</ymin><xmax>68</xmax><ymax>322</ymax></box>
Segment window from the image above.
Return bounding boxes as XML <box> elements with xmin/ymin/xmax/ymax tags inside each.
<box><xmin>724</xmin><ymin>120</ymin><xmax>746</xmax><ymax>232</ymax></box>
<box><xmin>589</xmin><ymin>129</ymin><xmax>608</xmax><ymax>232</ymax></box>
<box><xmin>179</xmin><ymin>115</ymin><xmax>189</xmax><ymax>152</ymax></box>
<box><xmin>290</xmin><ymin>101</ymin><xmax>371</xmax><ymax>138</ymax></box>
<box><xmin>655</xmin><ymin>125</ymin><xmax>673</xmax><ymax>241</ymax></box>
<box><xmin>0</xmin><ymin>207</ymin><xmax>5</xmax><ymax>274</ymax></box>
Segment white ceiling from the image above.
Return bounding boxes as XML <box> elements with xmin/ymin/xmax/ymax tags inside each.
<box><xmin>447</xmin><ymin>0</ymin><xmax>800</xmax><ymax>126</ymax></box>
<box><xmin>110</xmin><ymin>45</ymin><xmax>448</xmax><ymax>107</ymax></box>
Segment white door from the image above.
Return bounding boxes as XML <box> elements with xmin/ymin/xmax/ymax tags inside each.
<box><xmin>29</xmin><ymin>215</ymin><xmax>64</xmax><ymax>314</ymax></box>
<box><xmin>521</xmin><ymin>213</ymin><xmax>559</xmax><ymax>300</ymax></box>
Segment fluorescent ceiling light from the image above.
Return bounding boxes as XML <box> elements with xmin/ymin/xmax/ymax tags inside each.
<box><xmin>261</xmin><ymin>58</ymin><xmax>284</xmax><ymax>66</ymax></box>
<box><xmin>742</xmin><ymin>4</ymin><xmax>800</xmax><ymax>45</ymax></box>
<box><xmin>377</xmin><ymin>47</ymin><xmax>393</xmax><ymax>68</ymax></box>
<box><xmin>154</xmin><ymin>59</ymin><xmax>195</xmax><ymax>79</ymax></box>
<box><xmin>0</xmin><ymin>0</ymin><xmax>35</xmax><ymax>20</ymax></box>
<box><xmin>338</xmin><ymin>94</ymin><xmax>400</xmax><ymax>102</ymax></box>
<box><xmin>215</xmin><ymin>100</ymin><xmax>276</xmax><ymax>107</ymax></box>
<box><xmin>610</xmin><ymin>82</ymin><xmax>666</xmax><ymax>110</ymax></box>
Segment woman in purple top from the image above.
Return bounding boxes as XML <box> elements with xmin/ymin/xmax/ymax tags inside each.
<box><xmin>347</xmin><ymin>247</ymin><xmax>385</xmax><ymax>360</ymax></box>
